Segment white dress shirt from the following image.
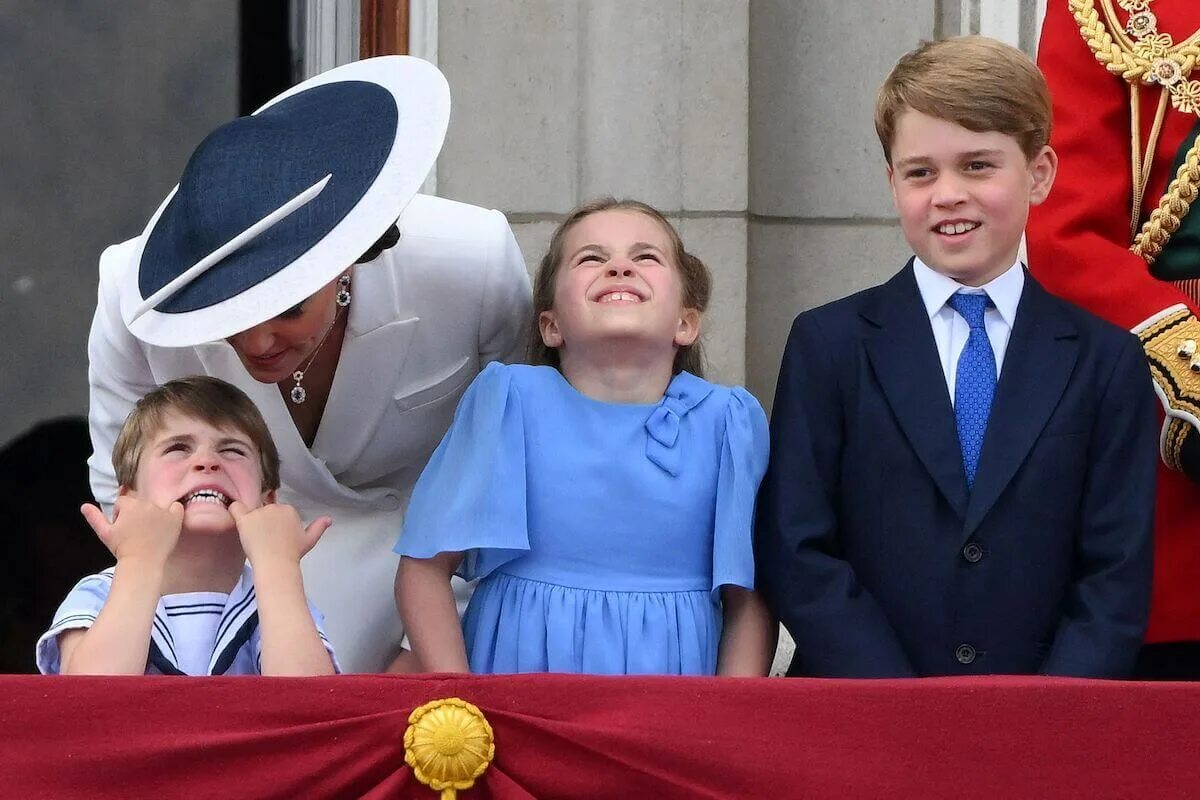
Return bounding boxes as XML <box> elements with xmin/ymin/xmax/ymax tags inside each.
<box><xmin>912</xmin><ymin>257</ymin><xmax>1024</xmax><ymax>405</ymax></box>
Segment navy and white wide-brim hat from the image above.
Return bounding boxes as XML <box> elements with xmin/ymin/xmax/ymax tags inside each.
<box><xmin>120</xmin><ymin>55</ymin><xmax>450</xmax><ymax>347</ymax></box>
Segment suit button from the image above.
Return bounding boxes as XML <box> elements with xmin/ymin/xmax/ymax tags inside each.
<box><xmin>962</xmin><ymin>543</ymin><xmax>983</xmax><ymax>563</ymax></box>
<box><xmin>955</xmin><ymin>644</ymin><xmax>976</xmax><ymax>664</ymax></box>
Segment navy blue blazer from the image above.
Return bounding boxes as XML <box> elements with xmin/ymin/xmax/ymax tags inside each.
<box><xmin>755</xmin><ymin>262</ymin><xmax>1157</xmax><ymax>678</ymax></box>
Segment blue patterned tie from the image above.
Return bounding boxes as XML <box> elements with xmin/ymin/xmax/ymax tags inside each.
<box><xmin>948</xmin><ymin>292</ymin><xmax>996</xmax><ymax>488</ymax></box>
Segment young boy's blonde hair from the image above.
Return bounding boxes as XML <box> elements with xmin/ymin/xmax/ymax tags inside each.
<box><xmin>111</xmin><ymin>376</ymin><xmax>281</xmax><ymax>492</ymax></box>
<box><xmin>874</xmin><ymin>35</ymin><xmax>1051</xmax><ymax>164</ymax></box>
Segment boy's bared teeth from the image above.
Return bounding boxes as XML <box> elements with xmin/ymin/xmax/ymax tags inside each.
<box><xmin>183</xmin><ymin>489</ymin><xmax>231</xmax><ymax>507</ymax></box>
<box><xmin>937</xmin><ymin>221</ymin><xmax>980</xmax><ymax>235</ymax></box>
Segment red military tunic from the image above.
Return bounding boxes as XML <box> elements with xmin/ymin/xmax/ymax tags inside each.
<box><xmin>1028</xmin><ymin>0</ymin><xmax>1200</xmax><ymax>644</ymax></box>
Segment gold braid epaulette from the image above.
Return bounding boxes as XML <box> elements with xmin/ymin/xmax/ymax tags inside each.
<box><xmin>1137</xmin><ymin>308</ymin><xmax>1200</xmax><ymax>456</ymax></box>
<box><xmin>1164</xmin><ymin>415</ymin><xmax>1191</xmax><ymax>470</ymax></box>
<box><xmin>1072</xmin><ymin>0</ymin><xmax>1200</xmax><ymax>264</ymax></box>
<box><xmin>1133</xmin><ymin>136</ymin><xmax>1200</xmax><ymax>263</ymax></box>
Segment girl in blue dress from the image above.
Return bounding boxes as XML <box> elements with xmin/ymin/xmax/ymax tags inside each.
<box><xmin>394</xmin><ymin>198</ymin><xmax>773</xmax><ymax>676</ymax></box>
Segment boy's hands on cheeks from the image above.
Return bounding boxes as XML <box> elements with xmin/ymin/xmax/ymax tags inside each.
<box><xmin>80</xmin><ymin>496</ymin><xmax>184</xmax><ymax>567</ymax></box>
<box><xmin>229</xmin><ymin>500</ymin><xmax>331</xmax><ymax>567</ymax></box>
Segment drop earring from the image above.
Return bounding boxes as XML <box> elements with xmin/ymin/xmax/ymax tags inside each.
<box><xmin>336</xmin><ymin>274</ymin><xmax>351</xmax><ymax>307</ymax></box>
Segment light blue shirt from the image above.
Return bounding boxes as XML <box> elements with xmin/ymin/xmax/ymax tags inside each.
<box><xmin>912</xmin><ymin>257</ymin><xmax>1024</xmax><ymax>404</ymax></box>
<box><xmin>36</xmin><ymin>562</ymin><xmax>339</xmax><ymax>675</ymax></box>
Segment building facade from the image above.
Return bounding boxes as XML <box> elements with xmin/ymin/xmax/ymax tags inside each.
<box><xmin>1</xmin><ymin>0</ymin><xmax>1046</xmax><ymax>435</ymax></box>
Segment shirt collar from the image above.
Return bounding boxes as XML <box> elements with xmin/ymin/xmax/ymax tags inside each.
<box><xmin>912</xmin><ymin>256</ymin><xmax>1024</xmax><ymax>327</ymax></box>
<box><xmin>147</xmin><ymin>562</ymin><xmax>257</xmax><ymax>676</ymax></box>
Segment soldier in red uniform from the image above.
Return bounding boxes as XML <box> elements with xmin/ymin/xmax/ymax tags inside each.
<box><xmin>1028</xmin><ymin>0</ymin><xmax>1200</xmax><ymax>677</ymax></box>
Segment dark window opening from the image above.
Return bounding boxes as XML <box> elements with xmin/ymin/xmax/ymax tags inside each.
<box><xmin>239</xmin><ymin>0</ymin><xmax>296</xmax><ymax>115</ymax></box>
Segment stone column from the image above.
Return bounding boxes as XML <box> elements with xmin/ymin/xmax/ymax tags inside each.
<box><xmin>434</xmin><ymin>1</ymin><xmax>751</xmax><ymax>384</ymax></box>
<box><xmin>746</xmin><ymin>1</ymin><xmax>931</xmax><ymax>408</ymax></box>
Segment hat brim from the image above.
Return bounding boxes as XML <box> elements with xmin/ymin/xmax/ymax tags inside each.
<box><xmin>121</xmin><ymin>56</ymin><xmax>449</xmax><ymax>348</ymax></box>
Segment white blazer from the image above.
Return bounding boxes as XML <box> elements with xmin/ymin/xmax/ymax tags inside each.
<box><xmin>86</xmin><ymin>194</ymin><xmax>533</xmax><ymax>671</ymax></box>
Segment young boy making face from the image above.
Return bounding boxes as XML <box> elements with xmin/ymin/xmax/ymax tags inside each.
<box><xmin>38</xmin><ymin>376</ymin><xmax>338</xmax><ymax>676</ymax></box>
<box><xmin>755</xmin><ymin>36</ymin><xmax>1157</xmax><ymax>678</ymax></box>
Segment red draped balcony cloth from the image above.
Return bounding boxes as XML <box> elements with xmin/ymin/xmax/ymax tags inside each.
<box><xmin>1</xmin><ymin>674</ymin><xmax>1198</xmax><ymax>799</ymax></box>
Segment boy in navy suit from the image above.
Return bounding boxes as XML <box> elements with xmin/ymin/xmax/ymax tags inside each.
<box><xmin>755</xmin><ymin>36</ymin><xmax>1157</xmax><ymax>678</ymax></box>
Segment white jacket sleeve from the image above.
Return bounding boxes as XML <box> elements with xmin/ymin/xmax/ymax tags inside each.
<box><xmin>87</xmin><ymin>240</ymin><xmax>158</xmax><ymax>513</ymax></box>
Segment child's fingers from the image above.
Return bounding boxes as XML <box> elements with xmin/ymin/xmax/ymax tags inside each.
<box><xmin>227</xmin><ymin>500</ymin><xmax>249</xmax><ymax>521</ymax></box>
<box><xmin>79</xmin><ymin>503</ymin><xmax>110</xmax><ymax>540</ymax></box>
<box><xmin>168</xmin><ymin>501</ymin><xmax>185</xmax><ymax>519</ymax></box>
<box><xmin>304</xmin><ymin>516</ymin><xmax>333</xmax><ymax>545</ymax></box>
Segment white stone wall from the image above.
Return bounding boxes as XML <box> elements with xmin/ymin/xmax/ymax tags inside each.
<box><xmin>746</xmin><ymin>1</ymin><xmax>928</xmax><ymax>409</ymax></box>
<box><xmin>435</xmin><ymin>0</ymin><xmax>751</xmax><ymax>385</ymax></box>
<box><xmin>0</xmin><ymin>2</ymin><xmax>1049</xmax><ymax>448</ymax></box>
<box><xmin>431</xmin><ymin>1</ymin><xmax>1044</xmax><ymax>408</ymax></box>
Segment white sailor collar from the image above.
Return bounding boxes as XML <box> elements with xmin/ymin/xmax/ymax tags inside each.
<box><xmin>147</xmin><ymin>563</ymin><xmax>258</xmax><ymax>676</ymax></box>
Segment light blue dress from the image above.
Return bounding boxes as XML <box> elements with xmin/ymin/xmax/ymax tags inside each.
<box><xmin>395</xmin><ymin>362</ymin><xmax>769</xmax><ymax>675</ymax></box>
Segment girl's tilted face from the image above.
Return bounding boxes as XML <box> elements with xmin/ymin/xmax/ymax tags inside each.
<box><xmin>540</xmin><ymin>209</ymin><xmax>700</xmax><ymax>359</ymax></box>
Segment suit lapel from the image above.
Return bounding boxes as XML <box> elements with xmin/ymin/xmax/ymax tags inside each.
<box><xmin>962</xmin><ymin>275</ymin><xmax>1078</xmax><ymax>537</ymax></box>
<box><xmin>312</xmin><ymin>257</ymin><xmax>419</xmax><ymax>475</ymax></box>
<box><xmin>863</xmin><ymin>263</ymin><xmax>969</xmax><ymax>519</ymax></box>
<box><xmin>313</xmin><ymin>316</ymin><xmax>418</xmax><ymax>474</ymax></box>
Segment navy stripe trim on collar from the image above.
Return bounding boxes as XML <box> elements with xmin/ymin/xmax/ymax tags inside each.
<box><xmin>214</xmin><ymin>585</ymin><xmax>256</xmax><ymax>645</ymax></box>
<box><xmin>147</xmin><ymin>640</ymin><xmax>186</xmax><ymax>676</ymax></box>
<box><xmin>151</xmin><ymin>614</ymin><xmax>178</xmax><ymax>664</ymax></box>
<box><xmin>212</xmin><ymin>611</ymin><xmax>258</xmax><ymax>676</ymax></box>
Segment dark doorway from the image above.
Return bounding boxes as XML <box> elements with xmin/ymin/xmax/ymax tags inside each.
<box><xmin>239</xmin><ymin>0</ymin><xmax>296</xmax><ymax>115</ymax></box>
<box><xmin>0</xmin><ymin>418</ymin><xmax>109</xmax><ymax>673</ymax></box>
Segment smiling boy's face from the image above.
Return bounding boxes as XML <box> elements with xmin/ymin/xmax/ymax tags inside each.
<box><xmin>124</xmin><ymin>411</ymin><xmax>272</xmax><ymax>534</ymax></box>
<box><xmin>887</xmin><ymin>108</ymin><xmax>1057</xmax><ymax>286</ymax></box>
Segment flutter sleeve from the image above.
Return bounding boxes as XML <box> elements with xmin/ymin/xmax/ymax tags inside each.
<box><xmin>35</xmin><ymin>570</ymin><xmax>113</xmax><ymax>675</ymax></box>
<box><xmin>712</xmin><ymin>386</ymin><xmax>770</xmax><ymax>595</ymax></box>
<box><xmin>393</xmin><ymin>362</ymin><xmax>529</xmax><ymax>580</ymax></box>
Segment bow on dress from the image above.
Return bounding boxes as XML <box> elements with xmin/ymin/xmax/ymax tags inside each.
<box><xmin>644</xmin><ymin>372</ymin><xmax>713</xmax><ymax>476</ymax></box>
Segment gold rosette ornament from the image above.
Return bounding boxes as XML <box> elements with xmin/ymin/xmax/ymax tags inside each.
<box><xmin>404</xmin><ymin>698</ymin><xmax>495</xmax><ymax>799</ymax></box>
